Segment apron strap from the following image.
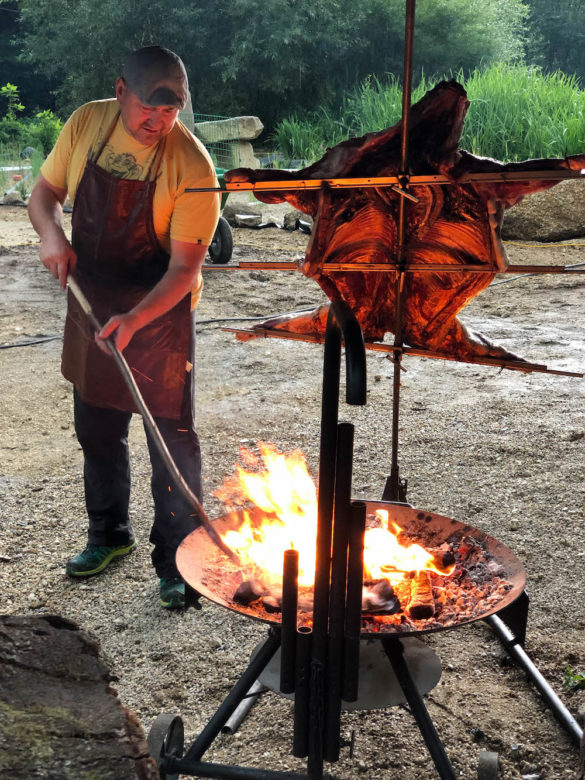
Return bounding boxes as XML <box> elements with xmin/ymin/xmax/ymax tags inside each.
<box><xmin>89</xmin><ymin>111</ymin><xmax>120</xmax><ymax>163</ymax></box>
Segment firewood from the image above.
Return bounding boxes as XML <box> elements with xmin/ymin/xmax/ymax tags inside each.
<box><xmin>406</xmin><ymin>571</ymin><xmax>435</xmax><ymax>619</ymax></box>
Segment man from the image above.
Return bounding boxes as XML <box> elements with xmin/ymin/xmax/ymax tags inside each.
<box><xmin>28</xmin><ymin>46</ymin><xmax>220</xmax><ymax>609</ymax></box>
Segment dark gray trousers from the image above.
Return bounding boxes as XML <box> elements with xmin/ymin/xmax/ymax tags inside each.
<box><xmin>73</xmin><ymin>384</ymin><xmax>202</xmax><ymax>578</ymax></box>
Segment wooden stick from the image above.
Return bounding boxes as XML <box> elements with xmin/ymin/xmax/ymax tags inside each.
<box><xmin>204</xmin><ymin>261</ymin><xmax>585</xmax><ymax>275</ymax></box>
<box><xmin>67</xmin><ymin>276</ymin><xmax>241</xmax><ymax>566</ymax></box>
<box><xmin>406</xmin><ymin>571</ymin><xmax>435</xmax><ymax>619</ymax></box>
<box><xmin>223</xmin><ymin>326</ymin><xmax>584</xmax><ymax>378</ymax></box>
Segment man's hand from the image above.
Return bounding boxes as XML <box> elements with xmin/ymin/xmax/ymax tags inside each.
<box><xmin>95</xmin><ymin>312</ymin><xmax>143</xmax><ymax>354</ymax></box>
<box><xmin>39</xmin><ymin>232</ymin><xmax>77</xmax><ymax>290</ymax></box>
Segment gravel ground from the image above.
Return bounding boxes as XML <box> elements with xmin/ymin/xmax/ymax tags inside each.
<box><xmin>1</xmin><ymin>203</ymin><xmax>584</xmax><ymax>779</ymax></box>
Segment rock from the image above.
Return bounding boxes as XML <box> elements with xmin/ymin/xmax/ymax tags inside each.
<box><xmin>0</xmin><ymin>615</ymin><xmax>159</xmax><ymax>779</ymax></box>
<box><xmin>2</xmin><ymin>192</ymin><xmax>26</xmax><ymax>206</ymax></box>
<box><xmin>502</xmin><ymin>179</ymin><xmax>585</xmax><ymax>242</ymax></box>
<box><xmin>193</xmin><ymin>116</ymin><xmax>263</xmax><ymax>144</ymax></box>
<box><xmin>223</xmin><ymin>201</ymin><xmax>263</xmax><ymax>228</ymax></box>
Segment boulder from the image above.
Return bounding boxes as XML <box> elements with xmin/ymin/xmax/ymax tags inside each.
<box><xmin>193</xmin><ymin>116</ymin><xmax>263</xmax><ymax>144</ymax></box>
<box><xmin>502</xmin><ymin>179</ymin><xmax>585</xmax><ymax>242</ymax></box>
<box><xmin>2</xmin><ymin>192</ymin><xmax>26</xmax><ymax>206</ymax></box>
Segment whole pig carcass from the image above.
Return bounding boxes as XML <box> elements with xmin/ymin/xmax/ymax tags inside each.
<box><xmin>226</xmin><ymin>80</ymin><xmax>585</xmax><ymax>361</ymax></box>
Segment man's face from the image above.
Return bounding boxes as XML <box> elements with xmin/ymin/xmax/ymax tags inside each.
<box><xmin>116</xmin><ymin>78</ymin><xmax>179</xmax><ymax>146</ymax></box>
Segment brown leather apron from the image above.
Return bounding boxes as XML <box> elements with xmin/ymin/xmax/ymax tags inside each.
<box><xmin>61</xmin><ymin>112</ymin><xmax>193</xmax><ymax>420</ymax></box>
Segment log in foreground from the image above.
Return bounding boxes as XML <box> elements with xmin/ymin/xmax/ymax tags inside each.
<box><xmin>226</xmin><ymin>80</ymin><xmax>585</xmax><ymax>362</ymax></box>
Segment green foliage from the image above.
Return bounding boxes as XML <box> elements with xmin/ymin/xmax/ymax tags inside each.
<box><xmin>11</xmin><ymin>0</ymin><xmax>529</xmax><ymax>128</ymax></box>
<box><xmin>0</xmin><ymin>83</ymin><xmax>24</xmax><ymax>118</ymax></box>
<box><xmin>0</xmin><ymin>82</ymin><xmax>62</xmax><ymax>155</ymax></box>
<box><xmin>563</xmin><ymin>665</ymin><xmax>585</xmax><ymax>691</ymax></box>
<box><xmin>273</xmin><ymin>64</ymin><xmax>585</xmax><ymax>164</ymax></box>
<box><xmin>525</xmin><ymin>1</ymin><xmax>585</xmax><ymax>81</ymax></box>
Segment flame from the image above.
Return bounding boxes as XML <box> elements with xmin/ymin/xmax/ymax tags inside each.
<box><xmin>215</xmin><ymin>443</ymin><xmax>453</xmax><ymax>588</ymax></box>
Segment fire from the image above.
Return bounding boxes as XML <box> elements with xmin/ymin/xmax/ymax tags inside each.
<box><xmin>215</xmin><ymin>443</ymin><xmax>453</xmax><ymax>589</ymax></box>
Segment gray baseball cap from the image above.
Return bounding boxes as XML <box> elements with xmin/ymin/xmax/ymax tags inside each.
<box><xmin>121</xmin><ymin>46</ymin><xmax>189</xmax><ymax>109</ymax></box>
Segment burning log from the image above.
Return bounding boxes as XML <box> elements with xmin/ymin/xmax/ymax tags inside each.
<box><xmin>406</xmin><ymin>571</ymin><xmax>435</xmax><ymax>620</ymax></box>
<box><xmin>225</xmin><ymin>80</ymin><xmax>585</xmax><ymax>361</ymax></box>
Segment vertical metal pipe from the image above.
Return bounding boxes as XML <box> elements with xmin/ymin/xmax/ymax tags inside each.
<box><xmin>280</xmin><ymin>549</ymin><xmax>299</xmax><ymax>694</ymax></box>
<box><xmin>382</xmin><ymin>638</ymin><xmax>457</xmax><ymax>780</ymax></box>
<box><xmin>324</xmin><ymin>423</ymin><xmax>354</xmax><ymax>761</ymax></box>
<box><xmin>386</xmin><ymin>0</ymin><xmax>416</xmax><ymax>502</ymax></box>
<box><xmin>292</xmin><ymin>626</ymin><xmax>313</xmax><ymax>758</ymax></box>
<box><xmin>343</xmin><ymin>500</ymin><xmax>366</xmax><ymax>702</ymax></box>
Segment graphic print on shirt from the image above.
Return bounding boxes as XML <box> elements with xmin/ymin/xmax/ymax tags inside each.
<box><xmin>98</xmin><ymin>144</ymin><xmax>145</xmax><ymax>179</ymax></box>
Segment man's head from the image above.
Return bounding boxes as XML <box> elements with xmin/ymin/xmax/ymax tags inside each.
<box><xmin>116</xmin><ymin>46</ymin><xmax>189</xmax><ymax>145</ymax></box>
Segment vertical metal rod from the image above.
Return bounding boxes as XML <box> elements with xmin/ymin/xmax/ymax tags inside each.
<box><xmin>382</xmin><ymin>638</ymin><xmax>457</xmax><ymax>780</ymax></box>
<box><xmin>386</xmin><ymin>0</ymin><xmax>416</xmax><ymax>502</ymax></box>
<box><xmin>343</xmin><ymin>501</ymin><xmax>366</xmax><ymax>702</ymax></box>
<box><xmin>280</xmin><ymin>549</ymin><xmax>299</xmax><ymax>694</ymax></box>
<box><xmin>292</xmin><ymin>626</ymin><xmax>313</xmax><ymax>758</ymax></box>
<box><xmin>324</xmin><ymin>423</ymin><xmax>354</xmax><ymax>761</ymax></box>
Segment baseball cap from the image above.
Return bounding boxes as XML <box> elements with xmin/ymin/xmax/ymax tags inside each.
<box><xmin>121</xmin><ymin>46</ymin><xmax>189</xmax><ymax>109</ymax></box>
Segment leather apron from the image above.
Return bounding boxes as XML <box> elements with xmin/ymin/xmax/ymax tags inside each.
<box><xmin>61</xmin><ymin>113</ymin><xmax>193</xmax><ymax>420</ymax></box>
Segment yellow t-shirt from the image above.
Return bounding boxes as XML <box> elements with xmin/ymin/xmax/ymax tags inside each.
<box><xmin>41</xmin><ymin>99</ymin><xmax>220</xmax><ymax>303</ymax></box>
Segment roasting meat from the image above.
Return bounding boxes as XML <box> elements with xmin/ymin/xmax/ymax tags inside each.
<box><xmin>226</xmin><ymin>80</ymin><xmax>585</xmax><ymax>360</ymax></box>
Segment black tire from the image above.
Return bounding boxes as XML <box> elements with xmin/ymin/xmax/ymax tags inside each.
<box><xmin>208</xmin><ymin>216</ymin><xmax>233</xmax><ymax>264</ymax></box>
<box><xmin>147</xmin><ymin>713</ymin><xmax>184</xmax><ymax>779</ymax></box>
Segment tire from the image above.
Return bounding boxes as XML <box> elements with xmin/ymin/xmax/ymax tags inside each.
<box><xmin>208</xmin><ymin>216</ymin><xmax>233</xmax><ymax>264</ymax></box>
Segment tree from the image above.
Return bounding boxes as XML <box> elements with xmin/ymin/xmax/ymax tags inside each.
<box><xmin>10</xmin><ymin>0</ymin><xmax>529</xmax><ymax>128</ymax></box>
<box><xmin>524</xmin><ymin>0</ymin><xmax>585</xmax><ymax>80</ymax></box>
<box><xmin>0</xmin><ymin>0</ymin><xmax>58</xmax><ymax>113</ymax></box>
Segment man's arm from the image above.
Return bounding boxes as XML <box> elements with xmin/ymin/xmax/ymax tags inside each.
<box><xmin>96</xmin><ymin>239</ymin><xmax>208</xmax><ymax>352</ymax></box>
<box><xmin>28</xmin><ymin>175</ymin><xmax>77</xmax><ymax>290</ymax></box>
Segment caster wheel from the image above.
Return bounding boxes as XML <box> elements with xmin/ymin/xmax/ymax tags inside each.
<box><xmin>478</xmin><ymin>750</ymin><xmax>499</xmax><ymax>779</ymax></box>
<box><xmin>147</xmin><ymin>713</ymin><xmax>184</xmax><ymax>780</ymax></box>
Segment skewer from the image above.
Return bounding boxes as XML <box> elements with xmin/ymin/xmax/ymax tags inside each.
<box><xmin>66</xmin><ymin>275</ymin><xmax>241</xmax><ymax>566</ymax></box>
<box><xmin>223</xmin><ymin>326</ymin><xmax>584</xmax><ymax>378</ymax></box>
<box><xmin>203</xmin><ymin>261</ymin><xmax>585</xmax><ymax>275</ymax></box>
<box><xmin>186</xmin><ymin>168</ymin><xmax>585</xmax><ymax>194</ymax></box>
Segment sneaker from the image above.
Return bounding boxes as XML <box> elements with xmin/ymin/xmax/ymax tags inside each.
<box><xmin>66</xmin><ymin>541</ymin><xmax>137</xmax><ymax>578</ymax></box>
<box><xmin>160</xmin><ymin>576</ymin><xmax>186</xmax><ymax>609</ymax></box>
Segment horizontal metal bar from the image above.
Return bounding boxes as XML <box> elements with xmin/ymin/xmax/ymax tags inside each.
<box><xmin>203</xmin><ymin>261</ymin><xmax>585</xmax><ymax>275</ymax></box>
<box><xmin>187</xmin><ymin>168</ymin><xmax>585</xmax><ymax>194</ymax></box>
<box><xmin>168</xmin><ymin>758</ymin><xmax>310</xmax><ymax>779</ymax></box>
<box><xmin>224</xmin><ymin>327</ymin><xmax>584</xmax><ymax>378</ymax></box>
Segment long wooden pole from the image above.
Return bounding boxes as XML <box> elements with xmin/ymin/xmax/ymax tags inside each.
<box><xmin>67</xmin><ymin>275</ymin><xmax>241</xmax><ymax>566</ymax></box>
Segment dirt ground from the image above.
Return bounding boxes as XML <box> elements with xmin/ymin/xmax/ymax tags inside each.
<box><xmin>0</xmin><ymin>202</ymin><xmax>584</xmax><ymax>779</ymax></box>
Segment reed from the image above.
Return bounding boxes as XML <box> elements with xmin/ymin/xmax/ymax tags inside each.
<box><xmin>273</xmin><ymin>64</ymin><xmax>585</xmax><ymax>164</ymax></box>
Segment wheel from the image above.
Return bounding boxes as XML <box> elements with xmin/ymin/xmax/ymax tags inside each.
<box><xmin>147</xmin><ymin>713</ymin><xmax>184</xmax><ymax>780</ymax></box>
<box><xmin>477</xmin><ymin>750</ymin><xmax>499</xmax><ymax>779</ymax></box>
<box><xmin>208</xmin><ymin>216</ymin><xmax>233</xmax><ymax>264</ymax></box>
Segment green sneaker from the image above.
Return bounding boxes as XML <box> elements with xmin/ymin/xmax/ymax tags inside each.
<box><xmin>160</xmin><ymin>577</ymin><xmax>186</xmax><ymax>609</ymax></box>
<box><xmin>66</xmin><ymin>541</ymin><xmax>137</xmax><ymax>578</ymax></box>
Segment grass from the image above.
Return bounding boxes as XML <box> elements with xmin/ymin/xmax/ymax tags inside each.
<box><xmin>272</xmin><ymin>64</ymin><xmax>585</xmax><ymax>165</ymax></box>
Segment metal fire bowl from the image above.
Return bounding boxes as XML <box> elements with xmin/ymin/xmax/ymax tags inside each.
<box><xmin>176</xmin><ymin>500</ymin><xmax>526</xmax><ymax>638</ymax></box>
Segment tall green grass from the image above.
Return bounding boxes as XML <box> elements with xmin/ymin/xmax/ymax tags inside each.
<box><xmin>272</xmin><ymin>64</ymin><xmax>585</xmax><ymax>165</ymax></box>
